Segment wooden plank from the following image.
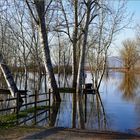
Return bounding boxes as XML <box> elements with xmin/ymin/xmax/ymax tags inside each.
<box><xmin>83</xmin><ymin>89</ymin><xmax>96</xmax><ymax>95</ymax></box>
<box><xmin>0</xmin><ymin>89</ymin><xmax>11</xmax><ymax>94</ymax></box>
<box><xmin>0</xmin><ymin>89</ymin><xmax>28</xmax><ymax>95</ymax></box>
<box><xmin>58</xmin><ymin>88</ymin><xmax>75</xmax><ymax>93</ymax></box>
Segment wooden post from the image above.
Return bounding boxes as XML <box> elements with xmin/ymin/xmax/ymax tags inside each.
<box><xmin>34</xmin><ymin>90</ymin><xmax>37</xmax><ymax>125</ymax></box>
<box><xmin>48</xmin><ymin>89</ymin><xmax>51</xmax><ymax>120</ymax></box>
<box><xmin>84</xmin><ymin>92</ymin><xmax>87</xmax><ymax>123</ymax></box>
<box><xmin>25</xmin><ymin>94</ymin><xmax>27</xmax><ymax>110</ymax></box>
<box><xmin>45</xmin><ymin>73</ymin><xmax>47</xmax><ymax>107</ymax></box>
<box><xmin>16</xmin><ymin>93</ymin><xmax>19</xmax><ymax>125</ymax></box>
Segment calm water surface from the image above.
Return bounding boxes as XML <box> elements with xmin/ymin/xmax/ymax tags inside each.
<box><xmin>0</xmin><ymin>71</ymin><xmax>140</xmax><ymax>132</ymax></box>
<box><xmin>54</xmin><ymin>71</ymin><xmax>140</xmax><ymax>132</ymax></box>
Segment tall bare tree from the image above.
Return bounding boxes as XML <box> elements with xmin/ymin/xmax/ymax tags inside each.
<box><xmin>76</xmin><ymin>0</ymin><xmax>99</xmax><ymax>129</ymax></box>
<box><xmin>88</xmin><ymin>0</ymin><xmax>133</xmax><ymax>90</ymax></box>
<box><xmin>26</xmin><ymin>0</ymin><xmax>61</xmax><ymax>102</ymax></box>
<box><xmin>0</xmin><ymin>4</ymin><xmax>24</xmax><ymax>105</ymax></box>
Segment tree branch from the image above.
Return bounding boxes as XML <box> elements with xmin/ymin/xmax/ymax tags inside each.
<box><xmin>25</xmin><ymin>0</ymin><xmax>38</xmax><ymax>24</ymax></box>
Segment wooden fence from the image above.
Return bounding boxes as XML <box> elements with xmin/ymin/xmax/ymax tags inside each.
<box><xmin>0</xmin><ymin>89</ymin><xmax>51</xmax><ymax>127</ymax></box>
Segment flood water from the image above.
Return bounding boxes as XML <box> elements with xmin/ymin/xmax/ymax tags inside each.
<box><xmin>0</xmin><ymin>71</ymin><xmax>140</xmax><ymax>133</ymax></box>
<box><xmin>54</xmin><ymin>71</ymin><xmax>140</xmax><ymax>132</ymax></box>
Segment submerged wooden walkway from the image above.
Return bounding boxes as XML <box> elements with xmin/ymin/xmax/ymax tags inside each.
<box><xmin>58</xmin><ymin>83</ymin><xmax>96</xmax><ymax>95</ymax></box>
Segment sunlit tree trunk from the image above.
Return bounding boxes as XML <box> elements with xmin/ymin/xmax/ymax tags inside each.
<box><xmin>76</xmin><ymin>0</ymin><xmax>92</xmax><ymax>129</ymax></box>
<box><xmin>37</xmin><ymin>14</ymin><xmax>61</xmax><ymax>101</ymax></box>
<box><xmin>72</xmin><ymin>0</ymin><xmax>78</xmax><ymax>90</ymax></box>
<box><xmin>49</xmin><ymin>102</ymin><xmax>60</xmax><ymax>126</ymax></box>
<box><xmin>26</xmin><ymin>0</ymin><xmax>61</xmax><ymax>102</ymax></box>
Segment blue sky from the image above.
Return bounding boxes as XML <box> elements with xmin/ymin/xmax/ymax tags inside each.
<box><xmin>110</xmin><ymin>0</ymin><xmax>140</xmax><ymax>56</ymax></box>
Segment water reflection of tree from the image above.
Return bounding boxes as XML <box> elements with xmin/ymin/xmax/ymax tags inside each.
<box><xmin>84</xmin><ymin>92</ymin><xmax>108</xmax><ymax>130</ymax></box>
<box><xmin>49</xmin><ymin>90</ymin><xmax>109</xmax><ymax>131</ymax></box>
<box><xmin>135</xmin><ymin>97</ymin><xmax>140</xmax><ymax>123</ymax></box>
<box><xmin>119</xmin><ymin>71</ymin><xmax>138</xmax><ymax>101</ymax></box>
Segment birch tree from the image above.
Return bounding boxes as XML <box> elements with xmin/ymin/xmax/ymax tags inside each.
<box><xmin>76</xmin><ymin>0</ymin><xmax>99</xmax><ymax>129</ymax></box>
<box><xmin>26</xmin><ymin>0</ymin><xmax>61</xmax><ymax>102</ymax></box>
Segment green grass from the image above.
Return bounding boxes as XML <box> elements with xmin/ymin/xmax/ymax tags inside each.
<box><xmin>0</xmin><ymin>114</ymin><xmax>16</xmax><ymax>123</ymax></box>
<box><xmin>21</xmin><ymin>105</ymin><xmax>50</xmax><ymax>114</ymax></box>
<box><xmin>0</xmin><ymin>112</ymin><xmax>27</xmax><ymax>128</ymax></box>
<box><xmin>0</xmin><ymin>105</ymin><xmax>50</xmax><ymax>128</ymax></box>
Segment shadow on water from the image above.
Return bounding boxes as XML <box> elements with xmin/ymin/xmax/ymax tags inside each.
<box><xmin>49</xmin><ymin>101</ymin><xmax>61</xmax><ymax>127</ymax></box>
<box><xmin>72</xmin><ymin>91</ymin><xmax>76</xmax><ymax>128</ymax></box>
<box><xmin>119</xmin><ymin>71</ymin><xmax>138</xmax><ymax>101</ymax></box>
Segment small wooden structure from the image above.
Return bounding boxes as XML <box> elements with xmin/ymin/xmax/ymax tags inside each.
<box><xmin>83</xmin><ymin>83</ymin><xmax>96</xmax><ymax>95</ymax></box>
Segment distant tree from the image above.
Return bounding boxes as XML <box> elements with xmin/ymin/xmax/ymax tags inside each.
<box><xmin>120</xmin><ymin>39</ymin><xmax>139</xmax><ymax>70</ymax></box>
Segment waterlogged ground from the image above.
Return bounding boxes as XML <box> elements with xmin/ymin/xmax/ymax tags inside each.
<box><xmin>53</xmin><ymin>71</ymin><xmax>140</xmax><ymax>133</ymax></box>
<box><xmin>0</xmin><ymin>71</ymin><xmax>140</xmax><ymax>134</ymax></box>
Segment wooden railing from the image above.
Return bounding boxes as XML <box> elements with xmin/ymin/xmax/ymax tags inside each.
<box><xmin>0</xmin><ymin>89</ymin><xmax>51</xmax><ymax>127</ymax></box>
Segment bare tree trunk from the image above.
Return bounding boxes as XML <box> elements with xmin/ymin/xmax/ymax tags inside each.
<box><xmin>76</xmin><ymin>2</ymin><xmax>91</xmax><ymax>129</ymax></box>
<box><xmin>38</xmin><ymin>16</ymin><xmax>61</xmax><ymax>102</ymax></box>
<box><xmin>72</xmin><ymin>0</ymin><xmax>78</xmax><ymax>90</ymax></box>
<box><xmin>57</xmin><ymin>33</ymin><xmax>61</xmax><ymax>88</ymax></box>
<box><xmin>49</xmin><ymin>101</ymin><xmax>60</xmax><ymax>127</ymax></box>
<box><xmin>26</xmin><ymin>0</ymin><xmax>61</xmax><ymax>102</ymax></box>
<box><xmin>24</xmin><ymin>64</ymin><xmax>28</xmax><ymax>91</ymax></box>
<box><xmin>71</xmin><ymin>0</ymin><xmax>78</xmax><ymax>128</ymax></box>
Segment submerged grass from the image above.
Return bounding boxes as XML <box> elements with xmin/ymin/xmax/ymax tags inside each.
<box><xmin>0</xmin><ymin>105</ymin><xmax>50</xmax><ymax>128</ymax></box>
<box><xmin>21</xmin><ymin>105</ymin><xmax>50</xmax><ymax>113</ymax></box>
<box><xmin>0</xmin><ymin>112</ymin><xmax>27</xmax><ymax>128</ymax></box>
